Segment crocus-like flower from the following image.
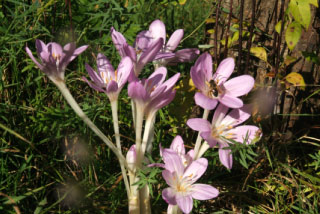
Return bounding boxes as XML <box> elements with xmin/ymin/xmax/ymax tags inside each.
<box><xmin>26</xmin><ymin>39</ymin><xmax>88</xmax><ymax>81</ymax></box>
<box><xmin>111</xmin><ymin>27</ymin><xmax>169</xmax><ymax>80</ymax></box>
<box><xmin>191</xmin><ymin>52</ymin><xmax>254</xmax><ymax>110</ymax></box>
<box><xmin>161</xmin><ymin>149</ymin><xmax>219</xmax><ymax>214</ymax></box>
<box><xmin>141</xmin><ymin>19</ymin><xmax>200</xmax><ymax>66</ymax></box>
<box><xmin>160</xmin><ymin>135</ymin><xmax>194</xmax><ymax>168</ymax></box>
<box><xmin>187</xmin><ymin>104</ymin><xmax>262</xmax><ymax>169</ymax></box>
<box><xmin>82</xmin><ymin>53</ymin><xmax>133</xmax><ymax>101</ymax></box>
<box><xmin>128</xmin><ymin>67</ymin><xmax>180</xmax><ymax>116</ymax></box>
<box><xmin>150</xmin><ymin>135</ymin><xmax>194</xmax><ymax>169</ymax></box>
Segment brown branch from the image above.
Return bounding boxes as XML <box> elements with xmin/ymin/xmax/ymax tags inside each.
<box><xmin>238</xmin><ymin>0</ymin><xmax>245</xmax><ymax>73</ymax></box>
<box><xmin>224</xmin><ymin>0</ymin><xmax>233</xmax><ymax>58</ymax></box>
<box><xmin>245</xmin><ymin>0</ymin><xmax>256</xmax><ymax>74</ymax></box>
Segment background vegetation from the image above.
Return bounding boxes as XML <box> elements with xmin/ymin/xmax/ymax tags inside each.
<box><xmin>1</xmin><ymin>0</ymin><xmax>319</xmax><ymax>213</ymax></box>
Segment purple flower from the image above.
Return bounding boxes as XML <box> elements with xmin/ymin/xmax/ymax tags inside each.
<box><xmin>128</xmin><ymin>67</ymin><xmax>180</xmax><ymax>116</ymax></box>
<box><xmin>26</xmin><ymin>39</ymin><xmax>88</xmax><ymax>81</ymax></box>
<box><xmin>149</xmin><ymin>135</ymin><xmax>194</xmax><ymax>169</ymax></box>
<box><xmin>111</xmin><ymin>27</ymin><xmax>166</xmax><ymax>80</ymax></box>
<box><xmin>143</xmin><ymin>19</ymin><xmax>200</xmax><ymax>66</ymax></box>
<box><xmin>191</xmin><ymin>52</ymin><xmax>255</xmax><ymax>110</ymax></box>
<box><xmin>82</xmin><ymin>53</ymin><xmax>133</xmax><ymax>101</ymax></box>
<box><xmin>187</xmin><ymin>104</ymin><xmax>262</xmax><ymax>169</ymax></box>
<box><xmin>161</xmin><ymin>135</ymin><xmax>194</xmax><ymax>168</ymax></box>
<box><xmin>161</xmin><ymin>149</ymin><xmax>219</xmax><ymax>214</ymax></box>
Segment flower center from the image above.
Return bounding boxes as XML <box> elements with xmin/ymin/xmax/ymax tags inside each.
<box><xmin>100</xmin><ymin>70</ymin><xmax>118</xmax><ymax>84</ymax></box>
<box><xmin>211</xmin><ymin>124</ymin><xmax>234</xmax><ymax>139</ymax></box>
<box><xmin>52</xmin><ymin>52</ymin><xmax>61</xmax><ymax>67</ymax></box>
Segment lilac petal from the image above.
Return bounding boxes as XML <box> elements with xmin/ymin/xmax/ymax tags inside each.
<box><xmin>230</xmin><ymin>125</ymin><xmax>261</xmax><ymax>144</ymax></box>
<box><xmin>128</xmin><ymin>69</ymin><xmax>139</xmax><ymax>82</ymax></box>
<box><xmin>149</xmin><ymin>19</ymin><xmax>166</xmax><ymax>44</ymax></box>
<box><xmin>218</xmin><ymin>94</ymin><xmax>243</xmax><ymax>108</ymax></box>
<box><xmin>170</xmin><ymin>48</ymin><xmax>200</xmax><ymax>63</ymax></box>
<box><xmin>186</xmin><ymin>149</ymin><xmax>195</xmax><ymax>161</ymax></box>
<box><xmin>183</xmin><ymin>158</ymin><xmax>208</xmax><ymax>183</ymax></box>
<box><xmin>148</xmin><ymin>67</ymin><xmax>167</xmax><ymax>86</ymax></box>
<box><xmin>187</xmin><ymin>118</ymin><xmax>211</xmax><ymax>132</ymax></box>
<box><xmin>111</xmin><ymin>27</ymin><xmax>127</xmax><ymax>57</ymax></box>
<box><xmin>176</xmin><ymin>195</ymin><xmax>193</xmax><ymax>214</ymax></box>
<box><xmin>128</xmin><ymin>81</ymin><xmax>148</xmax><ymax>102</ymax></box>
<box><xmin>97</xmin><ymin>53</ymin><xmax>114</xmax><ymax>76</ymax></box>
<box><xmin>136</xmin><ymin>38</ymin><xmax>163</xmax><ymax>75</ymax></box>
<box><xmin>195</xmin><ymin>92</ymin><xmax>218</xmax><ymax>110</ymax></box>
<box><xmin>117</xmin><ymin>56</ymin><xmax>133</xmax><ymax>88</ymax></box>
<box><xmin>48</xmin><ymin>42</ymin><xmax>63</xmax><ymax>57</ymax></box>
<box><xmin>85</xmin><ymin>63</ymin><xmax>103</xmax><ymax>85</ymax></box>
<box><xmin>123</xmin><ymin>44</ymin><xmax>137</xmax><ymax>62</ymax></box>
<box><xmin>222</xmin><ymin>104</ymin><xmax>252</xmax><ymax>127</ymax></box>
<box><xmin>106</xmin><ymin>80</ymin><xmax>118</xmax><ymax>93</ymax></box>
<box><xmin>162</xmin><ymin>149</ymin><xmax>184</xmax><ymax>176</ymax></box>
<box><xmin>191</xmin><ymin>184</ymin><xmax>219</xmax><ymax>200</ymax></box>
<box><xmin>147</xmin><ymin>89</ymin><xmax>176</xmax><ymax>114</ymax></box>
<box><xmin>212</xmin><ymin>104</ymin><xmax>229</xmax><ymax>125</ymax></box>
<box><xmin>69</xmin><ymin>45</ymin><xmax>88</xmax><ymax>62</ymax></box>
<box><xmin>162</xmin><ymin>187</ymin><xmax>177</xmax><ymax>205</ymax></box>
<box><xmin>190</xmin><ymin>65</ymin><xmax>206</xmax><ymax>91</ymax></box>
<box><xmin>135</xmin><ymin>30</ymin><xmax>151</xmax><ymax>51</ymax></box>
<box><xmin>224</xmin><ymin>75</ymin><xmax>254</xmax><ymax>97</ymax></box>
<box><xmin>201</xmin><ymin>52</ymin><xmax>213</xmax><ymax>81</ymax></box>
<box><xmin>26</xmin><ymin>46</ymin><xmax>44</xmax><ymax>70</ymax></box>
<box><xmin>166</xmin><ymin>29</ymin><xmax>184</xmax><ymax>52</ymax></box>
<box><xmin>82</xmin><ymin>76</ymin><xmax>105</xmax><ymax>93</ymax></box>
<box><xmin>35</xmin><ymin>39</ymin><xmax>48</xmax><ymax>58</ymax></box>
<box><xmin>154</xmin><ymin>52</ymin><xmax>176</xmax><ymax>61</ymax></box>
<box><xmin>162</xmin><ymin>170</ymin><xmax>177</xmax><ymax>187</ymax></box>
<box><xmin>200</xmin><ymin>132</ymin><xmax>218</xmax><ymax>148</ymax></box>
<box><xmin>162</xmin><ymin>73</ymin><xmax>180</xmax><ymax>92</ymax></box>
<box><xmin>213</xmin><ymin>57</ymin><xmax>235</xmax><ymax>84</ymax></box>
<box><xmin>170</xmin><ymin>135</ymin><xmax>185</xmax><ymax>155</ymax></box>
<box><xmin>219</xmin><ymin>142</ymin><xmax>233</xmax><ymax>169</ymax></box>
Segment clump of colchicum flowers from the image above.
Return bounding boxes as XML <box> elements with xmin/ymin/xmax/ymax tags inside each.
<box><xmin>26</xmin><ymin>19</ymin><xmax>261</xmax><ymax>214</ymax></box>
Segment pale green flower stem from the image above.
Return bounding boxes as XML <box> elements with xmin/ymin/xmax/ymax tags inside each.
<box><xmin>196</xmin><ymin>141</ymin><xmax>210</xmax><ymax>159</ymax></box>
<box><xmin>139</xmin><ymin>112</ymin><xmax>156</xmax><ymax>214</ymax></box>
<box><xmin>129</xmin><ymin>102</ymin><xmax>144</xmax><ymax>214</ymax></box>
<box><xmin>110</xmin><ymin>100</ymin><xmax>131</xmax><ymax>198</ymax></box>
<box><xmin>54</xmin><ymin>80</ymin><xmax>128</xmax><ymax>168</ymax></box>
<box><xmin>193</xmin><ymin>109</ymin><xmax>210</xmax><ymax>159</ymax></box>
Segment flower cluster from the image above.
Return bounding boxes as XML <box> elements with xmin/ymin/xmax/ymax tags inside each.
<box><xmin>26</xmin><ymin>18</ymin><xmax>262</xmax><ymax>214</ymax></box>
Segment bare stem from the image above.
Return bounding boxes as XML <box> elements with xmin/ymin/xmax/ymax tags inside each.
<box><xmin>193</xmin><ymin>109</ymin><xmax>210</xmax><ymax>159</ymax></box>
<box><xmin>111</xmin><ymin>100</ymin><xmax>131</xmax><ymax>198</ymax></box>
<box><xmin>54</xmin><ymin>80</ymin><xmax>128</xmax><ymax>169</ymax></box>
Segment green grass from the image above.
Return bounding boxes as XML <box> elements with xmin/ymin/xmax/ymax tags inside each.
<box><xmin>1</xmin><ymin>0</ymin><xmax>320</xmax><ymax>213</ymax></box>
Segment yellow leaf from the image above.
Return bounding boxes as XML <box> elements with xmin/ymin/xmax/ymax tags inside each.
<box><xmin>284</xmin><ymin>72</ymin><xmax>306</xmax><ymax>90</ymax></box>
<box><xmin>285</xmin><ymin>21</ymin><xmax>302</xmax><ymax>50</ymax></box>
<box><xmin>206</xmin><ymin>18</ymin><xmax>215</xmax><ymax>23</ymax></box>
<box><xmin>179</xmin><ymin>0</ymin><xmax>187</xmax><ymax>5</ymax></box>
<box><xmin>284</xmin><ymin>56</ymin><xmax>297</xmax><ymax>66</ymax></box>
<box><xmin>207</xmin><ymin>29</ymin><xmax>215</xmax><ymax>34</ymax></box>
<box><xmin>308</xmin><ymin>0</ymin><xmax>318</xmax><ymax>7</ymax></box>
<box><xmin>275</xmin><ymin>21</ymin><xmax>282</xmax><ymax>33</ymax></box>
<box><xmin>250</xmin><ymin>47</ymin><xmax>268</xmax><ymax>62</ymax></box>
